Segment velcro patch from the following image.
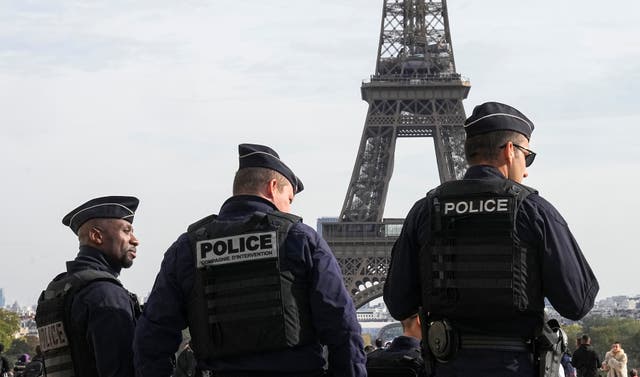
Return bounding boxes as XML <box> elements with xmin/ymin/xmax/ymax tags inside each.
<box><xmin>196</xmin><ymin>231</ymin><xmax>278</xmax><ymax>268</ymax></box>
<box><xmin>38</xmin><ymin>321</ymin><xmax>69</xmax><ymax>351</ymax></box>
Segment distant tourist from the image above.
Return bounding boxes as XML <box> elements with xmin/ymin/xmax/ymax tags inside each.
<box><xmin>561</xmin><ymin>350</ymin><xmax>577</xmax><ymax>377</ymax></box>
<box><xmin>0</xmin><ymin>343</ymin><xmax>10</xmax><ymax>377</ymax></box>
<box><xmin>572</xmin><ymin>335</ymin><xmax>600</xmax><ymax>377</ymax></box>
<box><xmin>13</xmin><ymin>354</ymin><xmax>29</xmax><ymax>376</ymax></box>
<box><xmin>21</xmin><ymin>346</ymin><xmax>44</xmax><ymax>377</ymax></box>
<box><xmin>629</xmin><ymin>368</ymin><xmax>638</xmax><ymax>377</ymax></box>
<box><xmin>602</xmin><ymin>341</ymin><xmax>627</xmax><ymax>377</ymax></box>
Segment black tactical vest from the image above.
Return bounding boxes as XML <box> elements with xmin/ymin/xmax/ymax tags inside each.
<box><xmin>186</xmin><ymin>211</ymin><xmax>315</xmax><ymax>360</ymax></box>
<box><xmin>420</xmin><ymin>178</ymin><xmax>543</xmax><ymax>321</ymax></box>
<box><xmin>35</xmin><ymin>269</ymin><xmax>137</xmax><ymax>377</ymax></box>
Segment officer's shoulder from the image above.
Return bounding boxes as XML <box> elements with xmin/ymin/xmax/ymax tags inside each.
<box><xmin>73</xmin><ymin>278</ymin><xmax>130</xmax><ymax>307</ymax></box>
<box><xmin>187</xmin><ymin>214</ymin><xmax>218</xmax><ymax>233</ymax></box>
<box><xmin>519</xmin><ymin>189</ymin><xmax>570</xmax><ymax>225</ymax></box>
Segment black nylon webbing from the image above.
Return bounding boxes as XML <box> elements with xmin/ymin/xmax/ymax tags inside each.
<box><xmin>206</xmin><ymin>291</ymin><xmax>280</xmax><ymax>308</ymax></box>
<box><xmin>205</xmin><ymin>275</ymin><xmax>279</xmax><ymax>294</ymax></box>
<box><xmin>433</xmin><ymin>278</ymin><xmax>513</xmax><ymax>289</ymax></box>
<box><xmin>209</xmin><ymin>307</ymin><xmax>283</xmax><ymax>323</ymax></box>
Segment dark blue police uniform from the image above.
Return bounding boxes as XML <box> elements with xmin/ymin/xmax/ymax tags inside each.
<box><xmin>133</xmin><ymin>195</ymin><xmax>367</xmax><ymax>377</ymax></box>
<box><xmin>36</xmin><ymin>196</ymin><xmax>141</xmax><ymax>377</ymax></box>
<box><xmin>384</xmin><ymin>103</ymin><xmax>599</xmax><ymax>376</ymax></box>
<box><xmin>367</xmin><ymin>335</ymin><xmax>425</xmax><ymax>375</ymax></box>
<box><xmin>66</xmin><ymin>246</ymin><xmax>139</xmax><ymax>377</ymax></box>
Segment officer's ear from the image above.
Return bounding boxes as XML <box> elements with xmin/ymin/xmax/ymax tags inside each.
<box><xmin>88</xmin><ymin>226</ymin><xmax>104</xmax><ymax>245</ymax></box>
<box><xmin>265</xmin><ymin>178</ymin><xmax>279</xmax><ymax>200</ymax></box>
<box><xmin>502</xmin><ymin>141</ymin><xmax>515</xmax><ymax>164</ymax></box>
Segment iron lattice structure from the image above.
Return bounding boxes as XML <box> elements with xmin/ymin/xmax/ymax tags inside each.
<box><xmin>320</xmin><ymin>0</ymin><xmax>470</xmax><ymax>309</ymax></box>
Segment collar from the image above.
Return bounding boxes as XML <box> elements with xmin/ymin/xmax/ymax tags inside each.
<box><xmin>218</xmin><ymin>195</ymin><xmax>278</xmax><ymax>219</ymax></box>
<box><xmin>463</xmin><ymin>165</ymin><xmax>507</xmax><ymax>180</ymax></box>
<box><xmin>388</xmin><ymin>335</ymin><xmax>421</xmax><ymax>351</ymax></box>
<box><xmin>66</xmin><ymin>245</ymin><xmax>120</xmax><ymax>276</ymax></box>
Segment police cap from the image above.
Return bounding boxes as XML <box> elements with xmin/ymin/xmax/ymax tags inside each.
<box><xmin>238</xmin><ymin>143</ymin><xmax>304</xmax><ymax>194</ymax></box>
<box><xmin>62</xmin><ymin>196</ymin><xmax>139</xmax><ymax>234</ymax></box>
<box><xmin>464</xmin><ymin>102</ymin><xmax>535</xmax><ymax>140</ymax></box>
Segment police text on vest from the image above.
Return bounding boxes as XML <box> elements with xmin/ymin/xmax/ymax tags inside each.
<box><xmin>38</xmin><ymin>321</ymin><xmax>69</xmax><ymax>352</ymax></box>
<box><xmin>197</xmin><ymin>231</ymin><xmax>278</xmax><ymax>267</ymax></box>
<box><xmin>443</xmin><ymin>198</ymin><xmax>509</xmax><ymax>215</ymax></box>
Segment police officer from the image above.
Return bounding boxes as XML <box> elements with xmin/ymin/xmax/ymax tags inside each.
<box><xmin>133</xmin><ymin>144</ymin><xmax>366</xmax><ymax>377</ymax></box>
<box><xmin>384</xmin><ymin>102</ymin><xmax>599</xmax><ymax>376</ymax></box>
<box><xmin>35</xmin><ymin>196</ymin><xmax>141</xmax><ymax>377</ymax></box>
<box><xmin>366</xmin><ymin>314</ymin><xmax>426</xmax><ymax>376</ymax></box>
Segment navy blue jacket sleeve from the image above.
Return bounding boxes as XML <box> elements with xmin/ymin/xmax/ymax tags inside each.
<box><xmin>133</xmin><ymin>235</ymin><xmax>194</xmax><ymax>377</ymax></box>
<box><xmin>72</xmin><ymin>281</ymin><xmax>137</xmax><ymax>377</ymax></box>
<box><xmin>383</xmin><ymin>198</ymin><xmax>428</xmax><ymax>321</ymax></box>
<box><xmin>290</xmin><ymin>224</ymin><xmax>367</xmax><ymax>377</ymax></box>
<box><xmin>520</xmin><ymin>195</ymin><xmax>599</xmax><ymax>320</ymax></box>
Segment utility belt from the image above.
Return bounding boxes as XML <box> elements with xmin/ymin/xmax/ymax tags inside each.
<box><xmin>421</xmin><ymin>316</ymin><xmax>565</xmax><ymax>377</ymax></box>
<box><xmin>200</xmin><ymin>370</ymin><xmax>326</xmax><ymax>377</ymax></box>
<box><xmin>424</xmin><ymin>319</ymin><xmax>531</xmax><ymax>363</ymax></box>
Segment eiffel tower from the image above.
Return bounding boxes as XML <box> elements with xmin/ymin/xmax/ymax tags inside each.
<box><xmin>319</xmin><ymin>0</ymin><xmax>470</xmax><ymax>308</ymax></box>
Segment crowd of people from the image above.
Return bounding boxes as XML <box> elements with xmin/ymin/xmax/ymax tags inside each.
<box><xmin>0</xmin><ymin>344</ymin><xmax>44</xmax><ymax>377</ymax></box>
<box><xmin>560</xmin><ymin>336</ymin><xmax>636</xmax><ymax>377</ymax></box>
<box><xmin>27</xmin><ymin>102</ymin><xmax>608</xmax><ymax>376</ymax></box>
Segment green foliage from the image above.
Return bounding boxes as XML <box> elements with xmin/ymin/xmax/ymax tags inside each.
<box><xmin>7</xmin><ymin>337</ymin><xmax>30</xmax><ymax>356</ymax></box>
<box><xmin>0</xmin><ymin>308</ymin><xmax>20</xmax><ymax>350</ymax></box>
<box><xmin>562</xmin><ymin>323</ymin><xmax>583</xmax><ymax>348</ymax></box>
<box><xmin>0</xmin><ymin>336</ymin><xmax>40</xmax><ymax>369</ymax></box>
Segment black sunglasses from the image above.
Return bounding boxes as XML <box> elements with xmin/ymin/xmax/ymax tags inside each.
<box><xmin>500</xmin><ymin>143</ymin><xmax>536</xmax><ymax>167</ymax></box>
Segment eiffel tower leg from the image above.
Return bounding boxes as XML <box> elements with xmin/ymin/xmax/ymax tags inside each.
<box><xmin>340</xmin><ymin>123</ymin><xmax>398</xmax><ymax>223</ymax></box>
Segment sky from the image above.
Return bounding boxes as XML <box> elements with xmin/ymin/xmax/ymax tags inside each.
<box><xmin>1</xmin><ymin>0</ymin><xmax>639</xmax><ymax>307</ymax></box>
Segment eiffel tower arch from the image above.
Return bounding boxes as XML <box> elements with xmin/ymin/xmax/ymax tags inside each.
<box><xmin>320</xmin><ymin>0</ymin><xmax>471</xmax><ymax>309</ymax></box>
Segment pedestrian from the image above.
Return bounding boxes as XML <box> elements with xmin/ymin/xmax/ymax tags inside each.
<box><xmin>383</xmin><ymin>102</ymin><xmax>599</xmax><ymax>376</ymax></box>
<box><xmin>0</xmin><ymin>344</ymin><xmax>10</xmax><ymax>377</ymax></box>
<box><xmin>602</xmin><ymin>342</ymin><xmax>627</xmax><ymax>377</ymax></box>
<box><xmin>133</xmin><ymin>144</ymin><xmax>366</xmax><ymax>376</ymax></box>
<box><xmin>572</xmin><ymin>334</ymin><xmax>600</xmax><ymax>377</ymax></box>
<box><xmin>35</xmin><ymin>196</ymin><xmax>142</xmax><ymax>377</ymax></box>
<box><xmin>12</xmin><ymin>354</ymin><xmax>29</xmax><ymax>376</ymax></box>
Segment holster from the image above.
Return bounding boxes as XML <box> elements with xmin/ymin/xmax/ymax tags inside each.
<box><xmin>421</xmin><ymin>310</ymin><xmax>461</xmax><ymax>377</ymax></box>
<box><xmin>535</xmin><ymin>319</ymin><xmax>566</xmax><ymax>377</ymax></box>
<box><xmin>419</xmin><ymin>309</ymin><xmax>435</xmax><ymax>377</ymax></box>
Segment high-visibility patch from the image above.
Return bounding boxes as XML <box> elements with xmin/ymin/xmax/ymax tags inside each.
<box><xmin>443</xmin><ymin>197</ymin><xmax>510</xmax><ymax>215</ymax></box>
<box><xmin>38</xmin><ymin>321</ymin><xmax>69</xmax><ymax>352</ymax></box>
<box><xmin>197</xmin><ymin>231</ymin><xmax>277</xmax><ymax>268</ymax></box>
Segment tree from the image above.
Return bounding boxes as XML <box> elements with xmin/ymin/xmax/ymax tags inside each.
<box><xmin>0</xmin><ymin>308</ymin><xmax>20</xmax><ymax>350</ymax></box>
<box><xmin>562</xmin><ymin>323</ymin><xmax>583</xmax><ymax>350</ymax></box>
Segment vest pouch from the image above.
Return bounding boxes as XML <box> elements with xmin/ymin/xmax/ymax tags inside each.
<box><xmin>207</xmin><ymin>258</ymin><xmax>288</xmax><ymax>358</ymax></box>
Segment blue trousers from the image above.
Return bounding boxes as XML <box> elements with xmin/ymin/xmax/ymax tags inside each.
<box><xmin>433</xmin><ymin>349</ymin><xmax>535</xmax><ymax>377</ymax></box>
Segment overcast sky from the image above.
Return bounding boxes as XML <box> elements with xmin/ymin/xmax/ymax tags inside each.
<box><xmin>1</xmin><ymin>0</ymin><xmax>638</xmax><ymax>307</ymax></box>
